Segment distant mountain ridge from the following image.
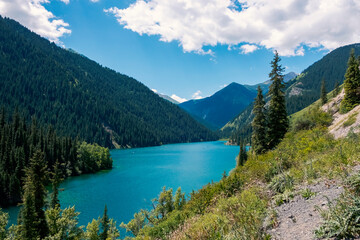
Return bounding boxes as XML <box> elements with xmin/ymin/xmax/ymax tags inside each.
<box><xmin>179</xmin><ymin>72</ymin><xmax>297</xmax><ymax>130</ymax></box>
<box><xmin>156</xmin><ymin>93</ymin><xmax>180</xmax><ymax>104</ymax></box>
<box><xmin>179</xmin><ymin>83</ymin><xmax>257</xmax><ymax>129</ymax></box>
<box><xmin>0</xmin><ymin>16</ymin><xmax>217</xmax><ymax>148</ymax></box>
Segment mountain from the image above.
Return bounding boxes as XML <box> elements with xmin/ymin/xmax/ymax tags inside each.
<box><xmin>0</xmin><ymin>16</ymin><xmax>217</xmax><ymax>148</ymax></box>
<box><xmin>179</xmin><ymin>72</ymin><xmax>297</xmax><ymax>130</ymax></box>
<box><xmin>221</xmin><ymin>43</ymin><xmax>360</xmax><ymax>140</ymax></box>
<box><xmin>244</xmin><ymin>72</ymin><xmax>298</xmax><ymax>94</ymax></box>
<box><xmin>286</xmin><ymin>44</ymin><xmax>360</xmax><ymax>114</ymax></box>
<box><xmin>179</xmin><ymin>83</ymin><xmax>257</xmax><ymax>129</ymax></box>
<box><xmin>156</xmin><ymin>93</ymin><xmax>180</xmax><ymax>104</ymax></box>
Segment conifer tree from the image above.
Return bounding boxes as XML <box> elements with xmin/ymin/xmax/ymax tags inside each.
<box><xmin>100</xmin><ymin>205</ymin><xmax>109</xmax><ymax>240</ymax></box>
<box><xmin>341</xmin><ymin>49</ymin><xmax>360</xmax><ymax>112</ymax></box>
<box><xmin>20</xmin><ymin>150</ymin><xmax>49</xmax><ymax>239</ymax></box>
<box><xmin>251</xmin><ymin>86</ymin><xmax>267</xmax><ymax>154</ymax></box>
<box><xmin>238</xmin><ymin>139</ymin><xmax>247</xmax><ymax>166</ymax></box>
<box><xmin>50</xmin><ymin>161</ymin><xmax>63</xmax><ymax>209</ymax></box>
<box><xmin>267</xmin><ymin>51</ymin><xmax>288</xmax><ymax>149</ymax></box>
<box><xmin>320</xmin><ymin>78</ymin><xmax>327</xmax><ymax>105</ymax></box>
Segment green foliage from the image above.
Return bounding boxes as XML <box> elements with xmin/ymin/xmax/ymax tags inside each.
<box><xmin>238</xmin><ymin>140</ymin><xmax>248</xmax><ymax>166</ymax></box>
<box><xmin>45</xmin><ymin>206</ymin><xmax>83</xmax><ymax>240</ymax></box>
<box><xmin>346</xmin><ymin>172</ymin><xmax>360</xmax><ymax>194</ymax></box>
<box><xmin>267</xmin><ymin>51</ymin><xmax>289</xmax><ymax>149</ymax></box>
<box><xmin>343</xmin><ymin>112</ymin><xmax>358</xmax><ymax>127</ymax></box>
<box><xmin>292</xmin><ymin>106</ymin><xmax>333</xmax><ymax>131</ymax></box>
<box><xmin>320</xmin><ymin>78</ymin><xmax>328</xmax><ymax>105</ymax></box>
<box><xmin>316</xmin><ymin>193</ymin><xmax>360</xmax><ymax>239</ymax></box>
<box><xmin>251</xmin><ymin>86</ymin><xmax>267</xmax><ymax>154</ymax></box>
<box><xmin>169</xmin><ymin>188</ymin><xmax>268</xmax><ymax>240</ymax></box>
<box><xmin>269</xmin><ymin>173</ymin><xmax>294</xmax><ymax>194</ymax></box>
<box><xmin>100</xmin><ymin>205</ymin><xmax>109</xmax><ymax>240</ymax></box>
<box><xmin>20</xmin><ymin>150</ymin><xmax>49</xmax><ymax>240</ymax></box>
<box><xmin>84</xmin><ymin>214</ymin><xmax>119</xmax><ymax>240</ymax></box>
<box><xmin>0</xmin><ymin>209</ymin><xmax>8</xmax><ymax>240</ymax></box>
<box><xmin>274</xmin><ymin>189</ymin><xmax>294</xmax><ymax>206</ymax></box>
<box><xmin>0</xmin><ymin>109</ymin><xmax>112</xmax><ymax>207</ymax></box>
<box><xmin>301</xmin><ymin>188</ymin><xmax>316</xmax><ymax>200</ymax></box>
<box><xmin>120</xmin><ymin>211</ymin><xmax>146</xmax><ymax>237</ymax></box>
<box><xmin>77</xmin><ymin>142</ymin><xmax>112</xmax><ymax>174</ymax></box>
<box><xmin>341</xmin><ymin>49</ymin><xmax>360</xmax><ymax>112</ymax></box>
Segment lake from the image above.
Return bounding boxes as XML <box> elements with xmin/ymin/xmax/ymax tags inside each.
<box><xmin>5</xmin><ymin>141</ymin><xmax>239</xmax><ymax>229</ymax></box>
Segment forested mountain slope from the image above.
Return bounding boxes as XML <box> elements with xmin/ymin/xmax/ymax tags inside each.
<box><xmin>0</xmin><ymin>16</ymin><xmax>216</xmax><ymax>148</ymax></box>
<box><xmin>221</xmin><ymin>44</ymin><xmax>360</xmax><ymax>140</ymax></box>
<box><xmin>179</xmin><ymin>83</ymin><xmax>257</xmax><ymax>129</ymax></box>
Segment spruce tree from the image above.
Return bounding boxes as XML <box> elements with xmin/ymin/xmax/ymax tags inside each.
<box><xmin>320</xmin><ymin>78</ymin><xmax>327</xmax><ymax>105</ymax></box>
<box><xmin>100</xmin><ymin>205</ymin><xmax>109</xmax><ymax>240</ymax></box>
<box><xmin>251</xmin><ymin>86</ymin><xmax>267</xmax><ymax>154</ymax></box>
<box><xmin>341</xmin><ymin>49</ymin><xmax>360</xmax><ymax>112</ymax></box>
<box><xmin>21</xmin><ymin>150</ymin><xmax>49</xmax><ymax>239</ymax></box>
<box><xmin>238</xmin><ymin>139</ymin><xmax>247</xmax><ymax>166</ymax></box>
<box><xmin>267</xmin><ymin>51</ymin><xmax>288</xmax><ymax>149</ymax></box>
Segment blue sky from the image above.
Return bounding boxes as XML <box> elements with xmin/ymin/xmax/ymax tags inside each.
<box><xmin>1</xmin><ymin>0</ymin><xmax>359</xmax><ymax>102</ymax></box>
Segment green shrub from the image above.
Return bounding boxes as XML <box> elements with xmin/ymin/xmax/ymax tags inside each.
<box><xmin>274</xmin><ymin>190</ymin><xmax>294</xmax><ymax>206</ymax></box>
<box><xmin>301</xmin><ymin>188</ymin><xmax>316</xmax><ymax>200</ymax></box>
<box><xmin>269</xmin><ymin>173</ymin><xmax>294</xmax><ymax>194</ymax></box>
<box><xmin>315</xmin><ymin>193</ymin><xmax>360</xmax><ymax>239</ymax></box>
<box><xmin>292</xmin><ymin>107</ymin><xmax>332</xmax><ymax>132</ymax></box>
<box><xmin>346</xmin><ymin>172</ymin><xmax>360</xmax><ymax>195</ymax></box>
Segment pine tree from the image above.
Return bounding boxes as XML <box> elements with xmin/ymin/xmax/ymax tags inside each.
<box><xmin>320</xmin><ymin>78</ymin><xmax>327</xmax><ymax>105</ymax></box>
<box><xmin>267</xmin><ymin>51</ymin><xmax>288</xmax><ymax>149</ymax></box>
<box><xmin>20</xmin><ymin>150</ymin><xmax>49</xmax><ymax>239</ymax></box>
<box><xmin>251</xmin><ymin>86</ymin><xmax>267</xmax><ymax>154</ymax></box>
<box><xmin>238</xmin><ymin>140</ymin><xmax>247</xmax><ymax>166</ymax></box>
<box><xmin>341</xmin><ymin>49</ymin><xmax>360</xmax><ymax>112</ymax></box>
<box><xmin>100</xmin><ymin>205</ymin><xmax>109</xmax><ymax>240</ymax></box>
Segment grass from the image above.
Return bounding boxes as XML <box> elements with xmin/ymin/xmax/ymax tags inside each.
<box><xmin>343</xmin><ymin>112</ymin><xmax>359</xmax><ymax>127</ymax></box>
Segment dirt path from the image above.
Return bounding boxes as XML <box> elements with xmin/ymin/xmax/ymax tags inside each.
<box><xmin>268</xmin><ymin>165</ymin><xmax>360</xmax><ymax>240</ymax></box>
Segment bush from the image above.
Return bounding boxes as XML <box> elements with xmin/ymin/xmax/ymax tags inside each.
<box><xmin>292</xmin><ymin>107</ymin><xmax>332</xmax><ymax>132</ymax></box>
<box><xmin>269</xmin><ymin>173</ymin><xmax>294</xmax><ymax>194</ymax></box>
<box><xmin>315</xmin><ymin>193</ymin><xmax>360</xmax><ymax>239</ymax></box>
<box><xmin>301</xmin><ymin>188</ymin><xmax>316</xmax><ymax>200</ymax></box>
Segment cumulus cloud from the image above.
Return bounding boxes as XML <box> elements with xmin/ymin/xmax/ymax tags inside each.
<box><xmin>192</xmin><ymin>90</ymin><xmax>203</xmax><ymax>100</ymax></box>
<box><xmin>105</xmin><ymin>0</ymin><xmax>360</xmax><ymax>56</ymax></box>
<box><xmin>151</xmin><ymin>88</ymin><xmax>158</xmax><ymax>93</ymax></box>
<box><xmin>0</xmin><ymin>0</ymin><xmax>71</xmax><ymax>44</ymax></box>
<box><xmin>240</xmin><ymin>44</ymin><xmax>259</xmax><ymax>54</ymax></box>
<box><xmin>170</xmin><ymin>94</ymin><xmax>187</xmax><ymax>103</ymax></box>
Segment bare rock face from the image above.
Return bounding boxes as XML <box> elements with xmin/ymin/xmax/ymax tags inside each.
<box><xmin>322</xmin><ymin>89</ymin><xmax>360</xmax><ymax>139</ymax></box>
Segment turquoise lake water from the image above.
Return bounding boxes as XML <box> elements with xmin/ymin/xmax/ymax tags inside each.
<box><xmin>5</xmin><ymin>141</ymin><xmax>239</xmax><ymax>230</ymax></box>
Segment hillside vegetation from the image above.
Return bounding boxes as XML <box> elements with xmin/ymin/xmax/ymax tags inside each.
<box><xmin>0</xmin><ymin>16</ymin><xmax>216</xmax><ymax>149</ymax></box>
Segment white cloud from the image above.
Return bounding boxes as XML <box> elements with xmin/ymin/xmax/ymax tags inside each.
<box><xmin>170</xmin><ymin>94</ymin><xmax>187</xmax><ymax>103</ymax></box>
<box><xmin>240</xmin><ymin>44</ymin><xmax>258</xmax><ymax>54</ymax></box>
<box><xmin>89</xmin><ymin>0</ymin><xmax>100</xmax><ymax>2</ymax></box>
<box><xmin>220</xmin><ymin>84</ymin><xmax>228</xmax><ymax>89</ymax></box>
<box><xmin>105</xmin><ymin>0</ymin><xmax>360</xmax><ymax>56</ymax></box>
<box><xmin>151</xmin><ymin>88</ymin><xmax>158</xmax><ymax>93</ymax></box>
<box><xmin>192</xmin><ymin>90</ymin><xmax>203</xmax><ymax>100</ymax></box>
<box><xmin>0</xmin><ymin>0</ymin><xmax>71</xmax><ymax>44</ymax></box>
<box><xmin>59</xmin><ymin>0</ymin><xmax>69</xmax><ymax>4</ymax></box>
